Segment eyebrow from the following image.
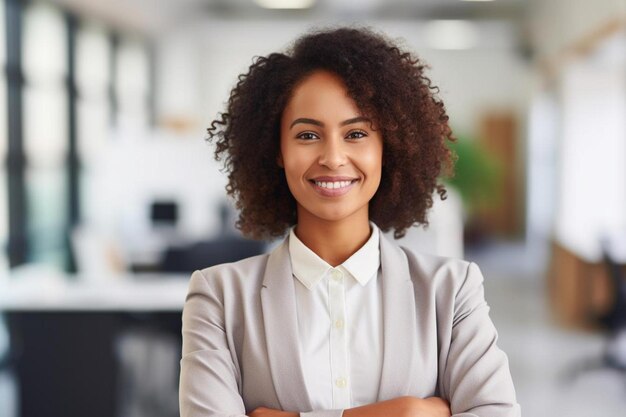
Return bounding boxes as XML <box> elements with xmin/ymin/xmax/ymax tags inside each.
<box><xmin>289</xmin><ymin>116</ymin><xmax>370</xmax><ymax>129</ymax></box>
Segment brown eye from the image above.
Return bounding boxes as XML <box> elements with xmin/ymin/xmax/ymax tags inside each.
<box><xmin>296</xmin><ymin>131</ymin><xmax>319</xmax><ymax>140</ymax></box>
<box><xmin>346</xmin><ymin>130</ymin><xmax>367</xmax><ymax>140</ymax></box>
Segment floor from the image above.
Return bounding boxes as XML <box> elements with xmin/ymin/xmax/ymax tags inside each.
<box><xmin>1</xmin><ymin>239</ymin><xmax>625</xmax><ymax>417</ymax></box>
<box><xmin>468</xmin><ymin>239</ymin><xmax>626</xmax><ymax>417</ymax></box>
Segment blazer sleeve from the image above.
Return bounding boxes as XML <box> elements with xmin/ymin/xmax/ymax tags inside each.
<box><xmin>179</xmin><ymin>269</ymin><xmax>247</xmax><ymax>417</ymax></box>
<box><xmin>443</xmin><ymin>262</ymin><xmax>522</xmax><ymax>417</ymax></box>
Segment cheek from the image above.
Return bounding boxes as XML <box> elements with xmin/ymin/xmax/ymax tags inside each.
<box><xmin>282</xmin><ymin>150</ymin><xmax>310</xmax><ymax>183</ymax></box>
<box><xmin>283</xmin><ymin>151</ymin><xmax>301</xmax><ymax>170</ymax></box>
<box><xmin>281</xmin><ymin>141</ymin><xmax>317</xmax><ymax>170</ymax></box>
<box><xmin>362</xmin><ymin>145</ymin><xmax>384</xmax><ymax>179</ymax></box>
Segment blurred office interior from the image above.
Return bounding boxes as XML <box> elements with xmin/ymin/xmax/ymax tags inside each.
<box><xmin>0</xmin><ymin>0</ymin><xmax>625</xmax><ymax>416</ymax></box>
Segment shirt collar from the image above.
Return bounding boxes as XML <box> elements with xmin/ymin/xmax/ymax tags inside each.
<box><xmin>288</xmin><ymin>222</ymin><xmax>381</xmax><ymax>290</ymax></box>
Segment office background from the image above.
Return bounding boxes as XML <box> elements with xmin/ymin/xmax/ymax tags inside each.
<box><xmin>0</xmin><ymin>0</ymin><xmax>625</xmax><ymax>416</ymax></box>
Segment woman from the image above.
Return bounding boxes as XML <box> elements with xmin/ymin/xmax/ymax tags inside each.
<box><xmin>179</xmin><ymin>27</ymin><xmax>520</xmax><ymax>417</ymax></box>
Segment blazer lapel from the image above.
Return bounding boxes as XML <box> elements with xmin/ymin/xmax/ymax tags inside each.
<box><xmin>260</xmin><ymin>238</ymin><xmax>313</xmax><ymax>412</ymax></box>
<box><xmin>377</xmin><ymin>232</ymin><xmax>419</xmax><ymax>401</ymax></box>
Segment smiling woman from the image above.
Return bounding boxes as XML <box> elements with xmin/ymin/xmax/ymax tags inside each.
<box><xmin>180</xmin><ymin>27</ymin><xmax>520</xmax><ymax>417</ymax></box>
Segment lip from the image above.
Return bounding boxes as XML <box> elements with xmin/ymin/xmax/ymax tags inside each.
<box><xmin>308</xmin><ymin>177</ymin><xmax>359</xmax><ymax>197</ymax></box>
<box><xmin>310</xmin><ymin>176</ymin><xmax>359</xmax><ymax>182</ymax></box>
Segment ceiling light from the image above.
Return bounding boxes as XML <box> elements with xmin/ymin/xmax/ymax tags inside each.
<box><xmin>424</xmin><ymin>20</ymin><xmax>479</xmax><ymax>50</ymax></box>
<box><xmin>254</xmin><ymin>0</ymin><xmax>316</xmax><ymax>9</ymax></box>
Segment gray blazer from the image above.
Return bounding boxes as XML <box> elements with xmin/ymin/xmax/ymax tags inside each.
<box><xmin>179</xmin><ymin>232</ymin><xmax>521</xmax><ymax>417</ymax></box>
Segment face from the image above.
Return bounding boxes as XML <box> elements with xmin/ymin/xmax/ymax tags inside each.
<box><xmin>278</xmin><ymin>70</ymin><xmax>383</xmax><ymax>226</ymax></box>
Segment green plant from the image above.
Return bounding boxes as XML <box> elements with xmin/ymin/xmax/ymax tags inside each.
<box><xmin>445</xmin><ymin>135</ymin><xmax>503</xmax><ymax>215</ymax></box>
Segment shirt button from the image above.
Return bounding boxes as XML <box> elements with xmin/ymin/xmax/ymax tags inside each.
<box><xmin>331</xmin><ymin>269</ymin><xmax>343</xmax><ymax>281</ymax></box>
<box><xmin>334</xmin><ymin>319</ymin><xmax>344</xmax><ymax>329</ymax></box>
<box><xmin>335</xmin><ymin>377</ymin><xmax>347</xmax><ymax>388</ymax></box>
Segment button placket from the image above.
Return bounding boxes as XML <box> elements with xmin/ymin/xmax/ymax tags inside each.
<box><xmin>328</xmin><ymin>267</ymin><xmax>350</xmax><ymax>408</ymax></box>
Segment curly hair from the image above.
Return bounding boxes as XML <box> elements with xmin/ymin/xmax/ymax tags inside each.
<box><xmin>207</xmin><ymin>26</ymin><xmax>455</xmax><ymax>240</ymax></box>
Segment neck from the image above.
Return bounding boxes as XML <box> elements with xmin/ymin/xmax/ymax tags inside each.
<box><xmin>294</xmin><ymin>210</ymin><xmax>372</xmax><ymax>267</ymax></box>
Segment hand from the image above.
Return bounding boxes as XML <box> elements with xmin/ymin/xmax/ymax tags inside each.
<box><xmin>247</xmin><ymin>406</ymin><xmax>298</xmax><ymax>417</ymax></box>
<box><xmin>343</xmin><ymin>395</ymin><xmax>451</xmax><ymax>417</ymax></box>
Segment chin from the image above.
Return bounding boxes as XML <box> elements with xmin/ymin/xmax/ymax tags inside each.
<box><xmin>305</xmin><ymin>206</ymin><xmax>361</xmax><ymax>223</ymax></box>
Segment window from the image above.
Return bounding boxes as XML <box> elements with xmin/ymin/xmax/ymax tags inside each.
<box><xmin>76</xmin><ymin>23</ymin><xmax>111</xmax><ymax>227</ymax></box>
<box><xmin>3</xmin><ymin>0</ymin><xmax>153</xmax><ymax>271</ymax></box>
<box><xmin>22</xmin><ymin>1</ymin><xmax>68</xmax><ymax>267</ymax></box>
<box><xmin>114</xmin><ymin>38</ymin><xmax>150</xmax><ymax>135</ymax></box>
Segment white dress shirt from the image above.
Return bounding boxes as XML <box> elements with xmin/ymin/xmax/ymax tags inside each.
<box><xmin>288</xmin><ymin>222</ymin><xmax>383</xmax><ymax>412</ymax></box>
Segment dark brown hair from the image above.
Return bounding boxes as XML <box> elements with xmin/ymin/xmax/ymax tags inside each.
<box><xmin>207</xmin><ymin>26</ymin><xmax>455</xmax><ymax>240</ymax></box>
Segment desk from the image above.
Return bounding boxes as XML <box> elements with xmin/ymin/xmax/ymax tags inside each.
<box><xmin>549</xmin><ymin>235</ymin><xmax>626</xmax><ymax>328</ymax></box>
<box><xmin>0</xmin><ymin>273</ymin><xmax>190</xmax><ymax>311</ymax></box>
<box><xmin>0</xmin><ymin>274</ymin><xmax>190</xmax><ymax>417</ymax></box>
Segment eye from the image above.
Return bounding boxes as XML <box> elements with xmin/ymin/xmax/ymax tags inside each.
<box><xmin>346</xmin><ymin>130</ymin><xmax>367</xmax><ymax>140</ymax></box>
<box><xmin>296</xmin><ymin>131</ymin><xmax>319</xmax><ymax>140</ymax></box>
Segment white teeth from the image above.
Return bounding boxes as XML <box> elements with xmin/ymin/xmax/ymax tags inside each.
<box><xmin>314</xmin><ymin>180</ymin><xmax>353</xmax><ymax>189</ymax></box>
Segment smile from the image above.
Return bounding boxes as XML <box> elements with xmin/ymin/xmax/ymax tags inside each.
<box><xmin>314</xmin><ymin>180</ymin><xmax>354</xmax><ymax>189</ymax></box>
<box><xmin>308</xmin><ymin>178</ymin><xmax>359</xmax><ymax>197</ymax></box>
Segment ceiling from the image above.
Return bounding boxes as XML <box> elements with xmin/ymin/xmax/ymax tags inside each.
<box><xmin>49</xmin><ymin>0</ymin><xmax>528</xmax><ymax>35</ymax></box>
<box><xmin>204</xmin><ymin>0</ymin><xmax>526</xmax><ymax>19</ymax></box>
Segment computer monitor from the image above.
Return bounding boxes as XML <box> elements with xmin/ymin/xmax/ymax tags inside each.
<box><xmin>150</xmin><ymin>201</ymin><xmax>178</xmax><ymax>226</ymax></box>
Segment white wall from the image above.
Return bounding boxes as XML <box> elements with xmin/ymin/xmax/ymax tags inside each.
<box><xmin>529</xmin><ymin>0</ymin><xmax>626</xmax><ymax>61</ymax></box>
<box><xmin>554</xmin><ymin>32</ymin><xmax>626</xmax><ymax>261</ymax></box>
<box><xmin>155</xmin><ymin>22</ymin><xmax>206</xmax><ymax>129</ymax></box>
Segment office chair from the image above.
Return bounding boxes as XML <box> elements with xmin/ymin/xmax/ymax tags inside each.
<box><xmin>159</xmin><ymin>201</ymin><xmax>266</xmax><ymax>272</ymax></box>
<box><xmin>597</xmin><ymin>242</ymin><xmax>626</xmax><ymax>371</ymax></box>
<box><xmin>562</xmin><ymin>238</ymin><xmax>626</xmax><ymax>383</ymax></box>
<box><xmin>160</xmin><ymin>236</ymin><xmax>265</xmax><ymax>272</ymax></box>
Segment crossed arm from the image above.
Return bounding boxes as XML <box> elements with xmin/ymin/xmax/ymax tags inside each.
<box><xmin>247</xmin><ymin>396</ymin><xmax>451</xmax><ymax>417</ymax></box>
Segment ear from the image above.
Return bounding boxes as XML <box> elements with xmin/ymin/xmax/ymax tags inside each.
<box><xmin>276</xmin><ymin>152</ymin><xmax>284</xmax><ymax>168</ymax></box>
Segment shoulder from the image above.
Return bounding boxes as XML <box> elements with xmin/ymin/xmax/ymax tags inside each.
<box><xmin>381</xmin><ymin>231</ymin><xmax>483</xmax><ymax>300</ymax></box>
<box><xmin>186</xmin><ymin>236</ymin><xmax>289</xmax><ymax>308</ymax></box>
<box><xmin>400</xmin><ymin>246</ymin><xmax>472</xmax><ymax>281</ymax></box>
<box><xmin>193</xmin><ymin>252</ymin><xmax>271</xmax><ymax>293</ymax></box>
<box><xmin>397</xmin><ymin>245</ymin><xmax>487</xmax><ymax>316</ymax></box>
<box><xmin>379</xmin><ymin>230</ymin><xmax>475</xmax><ymax>287</ymax></box>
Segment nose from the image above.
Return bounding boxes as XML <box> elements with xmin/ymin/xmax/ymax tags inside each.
<box><xmin>318</xmin><ymin>136</ymin><xmax>348</xmax><ymax>169</ymax></box>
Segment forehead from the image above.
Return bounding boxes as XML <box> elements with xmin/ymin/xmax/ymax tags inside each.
<box><xmin>282</xmin><ymin>70</ymin><xmax>362</xmax><ymax>122</ymax></box>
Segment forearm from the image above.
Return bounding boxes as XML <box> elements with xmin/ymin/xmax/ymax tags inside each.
<box><xmin>264</xmin><ymin>385</ymin><xmax>426</xmax><ymax>416</ymax></box>
<box><xmin>253</xmin><ymin>396</ymin><xmax>450</xmax><ymax>417</ymax></box>
<box><xmin>342</xmin><ymin>396</ymin><xmax>415</xmax><ymax>417</ymax></box>
<box><xmin>343</xmin><ymin>396</ymin><xmax>449</xmax><ymax>417</ymax></box>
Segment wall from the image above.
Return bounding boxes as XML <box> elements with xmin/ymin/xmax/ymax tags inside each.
<box><xmin>554</xmin><ymin>32</ymin><xmax>626</xmax><ymax>260</ymax></box>
<box><xmin>529</xmin><ymin>0</ymin><xmax>625</xmax><ymax>62</ymax></box>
